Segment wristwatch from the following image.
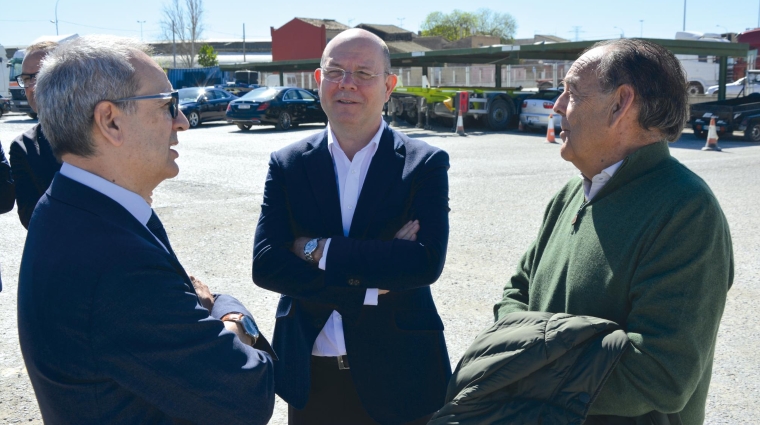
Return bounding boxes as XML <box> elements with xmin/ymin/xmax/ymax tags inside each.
<box><xmin>304</xmin><ymin>237</ymin><xmax>322</xmax><ymax>264</ymax></box>
<box><xmin>221</xmin><ymin>313</ymin><xmax>260</xmax><ymax>346</ymax></box>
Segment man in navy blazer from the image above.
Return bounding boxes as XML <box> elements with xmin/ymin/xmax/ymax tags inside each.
<box><xmin>18</xmin><ymin>35</ymin><xmax>275</xmax><ymax>424</ymax></box>
<box><xmin>253</xmin><ymin>29</ymin><xmax>451</xmax><ymax>425</ymax></box>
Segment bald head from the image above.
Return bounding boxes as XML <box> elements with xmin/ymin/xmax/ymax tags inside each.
<box><xmin>322</xmin><ymin>29</ymin><xmax>391</xmax><ymax>74</ymax></box>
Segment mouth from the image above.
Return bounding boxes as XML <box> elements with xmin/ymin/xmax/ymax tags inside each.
<box><xmin>337</xmin><ymin>99</ymin><xmax>359</xmax><ymax>105</ymax></box>
<box><xmin>559</xmin><ymin>129</ymin><xmax>569</xmax><ymax>142</ymax></box>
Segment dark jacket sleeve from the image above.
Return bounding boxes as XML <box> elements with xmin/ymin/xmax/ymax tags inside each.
<box><xmin>0</xmin><ymin>142</ymin><xmax>14</xmax><ymax>214</ymax></box>
<box><xmin>323</xmin><ymin>149</ymin><xmax>450</xmax><ymax>291</ymax></box>
<box><xmin>93</xmin><ymin>250</ymin><xmax>275</xmax><ymax>425</ymax></box>
<box><xmin>252</xmin><ymin>152</ymin><xmax>366</xmax><ymax>309</ymax></box>
<box><xmin>10</xmin><ymin>139</ymin><xmax>37</xmax><ymax>228</ymax></box>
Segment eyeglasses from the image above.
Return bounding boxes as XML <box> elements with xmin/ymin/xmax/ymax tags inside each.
<box><xmin>110</xmin><ymin>91</ymin><xmax>179</xmax><ymax>118</ymax></box>
<box><xmin>16</xmin><ymin>73</ymin><xmax>38</xmax><ymax>88</ymax></box>
<box><xmin>320</xmin><ymin>67</ymin><xmax>389</xmax><ymax>86</ymax></box>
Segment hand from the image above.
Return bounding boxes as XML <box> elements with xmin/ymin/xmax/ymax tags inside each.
<box><xmin>290</xmin><ymin>237</ymin><xmax>326</xmax><ymax>264</ymax></box>
<box><xmin>379</xmin><ymin>289</ymin><xmax>390</xmax><ymax>295</ymax></box>
<box><xmin>394</xmin><ymin>220</ymin><xmax>420</xmax><ymax>241</ymax></box>
<box><xmin>189</xmin><ymin>275</ymin><xmax>214</xmax><ymax>311</ymax></box>
<box><xmin>222</xmin><ymin>320</ymin><xmax>254</xmax><ymax>346</ymax></box>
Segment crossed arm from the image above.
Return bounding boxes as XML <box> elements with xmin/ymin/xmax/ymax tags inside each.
<box><xmin>253</xmin><ymin>149</ymin><xmax>450</xmax><ymax>310</ymax></box>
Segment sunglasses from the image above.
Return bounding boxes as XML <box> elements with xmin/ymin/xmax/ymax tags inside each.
<box><xmin>110</xmin><ymin>91</ymin><xmax>179</xmax><ymax>118</ymax></box>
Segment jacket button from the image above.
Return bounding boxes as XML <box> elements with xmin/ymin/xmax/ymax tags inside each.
<box><xmin>348</xmin><ymin>278</ymin><xmax>360</xmax><ymax>286</ymax></box>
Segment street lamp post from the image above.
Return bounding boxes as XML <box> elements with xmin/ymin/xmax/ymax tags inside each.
<box><xmin>137</xmin><ymin>20</ymin><xmax>146</xmax><ymax>41</ymax></box>
<box><xmin>640</xmin><ymin>20</ymin><xmax>644</xmax><ymax>37</ymax></box>
<box><xmin>683</xmin><ymin>0</ymin><xmax>687</xmax><ymax>31</ymax></box>
<box><xmin>614</xmin><ymin>26</ymin><xmax>625</xmax><ymax>38</ymax></box>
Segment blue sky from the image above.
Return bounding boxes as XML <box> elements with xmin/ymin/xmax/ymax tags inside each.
<box><xmin>1</xmin><ymin>0</ymin><xmax>758</xmax><ymax>46</ymax></box>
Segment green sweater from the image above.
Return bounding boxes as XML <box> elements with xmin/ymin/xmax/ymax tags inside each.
<box><xmin>495</xmin><ymin>141</ymin><xmax>734</xmax><ymax>424</ymax></box>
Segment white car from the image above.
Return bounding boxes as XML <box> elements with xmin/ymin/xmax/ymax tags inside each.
<box><xmin>519</xmin><ymin>89</ymin><xmax>563</xmax><ymax>132</ymax></box>
<box><xmin>706</xmin><ymin>74</ymin><xmax>760</xmax><ymax>96</ymax></box>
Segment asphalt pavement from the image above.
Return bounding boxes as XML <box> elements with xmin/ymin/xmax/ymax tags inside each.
<box><xmin>1</xmin><ymin>113</ymin><xmax>758</xmax><ymax>424</ymax></box>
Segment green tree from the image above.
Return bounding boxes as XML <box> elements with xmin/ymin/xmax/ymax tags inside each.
<box><xmin>197</xmin><ymin>43</ymin><xmax>218</xmax><ymax>67</ymax></box>
<box><xmin>421</xmin><ymin>8</ymin><xmax>516</xmax><ymax>43</ymax></box>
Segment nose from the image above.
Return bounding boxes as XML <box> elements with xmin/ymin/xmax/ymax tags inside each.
<box><xmin>553</xmin><ymin>91</ymin><xmax>568</xmax><ymax>117</ymax></box>
<box><xmin>174</xmin><ymin>109</ymin><xmax>190</xmax><ymax>131</ymax></box>
<box><xmin>338</xmin><ymin>71</ymin><xmax>358</xmax><ymax>89</ymax></box>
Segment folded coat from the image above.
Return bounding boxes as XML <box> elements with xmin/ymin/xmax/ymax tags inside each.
<box><xmin>430</xmin><ymin>312</ymin><xmax>629</xmax><ymax>425</ymax></box>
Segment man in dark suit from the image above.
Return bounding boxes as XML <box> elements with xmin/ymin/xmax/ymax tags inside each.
<box><xmin>9</xmin><ymin>41</ymin><xmax>62</xmax><ymax>229</ymax></box>
<box><xmin>253</xmin><ymin>29</ymin><xmax>451</xmax><ymax>425</ymax></box>
<box><xmin>0</xmin><ymin>141</ymin><xmax>15</xmax><ymax>291</ymax></box>
<box><xmin>18</xmin><ymin>35</ymin><xmax>275</xmax><ymax>424</ymax></box>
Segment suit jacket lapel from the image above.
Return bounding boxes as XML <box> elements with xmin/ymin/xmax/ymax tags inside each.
<box><xmin>349</xmin><ymin>124</ymin><xmax>404</xmax><ymax>238</ymax></box>
<box><xmin>302</xmin><ymin>132</ymin><xmax>344</xmax><ymax>236</ymax></box>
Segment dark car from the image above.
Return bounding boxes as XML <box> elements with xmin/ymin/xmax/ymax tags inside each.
<box><xmin>226</xmin><ymin>86</ymin><xmax>327</xmax><ymax>131</ymax></box>
<box><xmin>178</xmin><ymin>87</ymin><xmax>238</xmax><ymax>128</ymax></box>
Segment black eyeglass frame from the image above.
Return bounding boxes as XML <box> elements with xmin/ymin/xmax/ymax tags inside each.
<box><xmin>110</xmin><ymin>91</ymin><xmax>179</xmax><ymax>119</ymax></box>
<box><xmin>16</xmin><ymin>73</ymin><xmax>38</xmax><ymax>88</ymax></box>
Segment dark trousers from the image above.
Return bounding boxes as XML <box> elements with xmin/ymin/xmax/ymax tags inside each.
<box><xmin>288</xmin><ymin>356</ymin><xmax>433</xmax><ymax>425</ymax></box>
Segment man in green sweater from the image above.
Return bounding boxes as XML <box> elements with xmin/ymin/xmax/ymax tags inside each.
<box><xmin>495</xmin><ymin>39</ymin><xmax>733</xmax><ymax>424</ymax></box>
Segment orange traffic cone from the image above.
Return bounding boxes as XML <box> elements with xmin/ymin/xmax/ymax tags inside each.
<box><xmin>456</xmin><ymin>109</ymin><xmax>466</xmax><ymax>136</ymax></box>
<box><xmin>546</xmin><ymin>114</ymin><xmax>556</xmax><ymax>143</ymax></box>
<box><xmin>701</xmin><ymin>117</ymin><xmax>721</xmax><ymax>151</ymax></box>
<box><xmin>518</xmin><ymin>119</ymin><xmax>525</xmax><ymax>132</ymax></box>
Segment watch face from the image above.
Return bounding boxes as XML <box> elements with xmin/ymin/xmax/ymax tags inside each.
<box><xmin>305</xmin><ymin>238</ymin><xmax>318</xmax><ymax>254</ymax></box>
<box><xmin>241</xmin><ymin>316</ymin><xmax>260</xmax><ymax>341</ymax></box>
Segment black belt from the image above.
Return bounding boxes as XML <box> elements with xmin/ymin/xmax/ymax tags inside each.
<box><xmin>312</xmin><ymin>355</ymin><xmax>350</xmax><ymax>370</ymax></box>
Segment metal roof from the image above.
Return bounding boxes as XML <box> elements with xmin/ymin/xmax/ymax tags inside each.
<box><xmin>219</xmin><ymin>38</ymin><xmax>750</xmax><ymax>73</ymax></box>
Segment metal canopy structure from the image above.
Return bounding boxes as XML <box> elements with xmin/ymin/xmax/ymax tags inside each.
<box><xmin>220</xmin><ymin>38</ymin><xmax>751</xmax><ymax>100</ymax></box>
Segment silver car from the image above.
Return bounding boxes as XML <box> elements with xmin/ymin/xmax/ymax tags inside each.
<box><xmin>519</xmin><ymin>89</ymin><xmax>563</xmax><ymax>132</ymax></box>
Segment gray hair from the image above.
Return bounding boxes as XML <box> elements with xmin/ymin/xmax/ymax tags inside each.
<box><xmin>587</xmin><ymin>39</ymin><xmax>688</xmax><ymax>142</ymax></box>
<box><xmin>35</xmin><ymin>35</ymin><xmax>153</xmax><ymax>158</ymax></box>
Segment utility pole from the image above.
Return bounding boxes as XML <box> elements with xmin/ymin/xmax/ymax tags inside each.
<box><xmin>53</xmin><ymin>0</ymin><xmax>60</xmax><ymax>35</ymax></box>
<box><xmin>172</xmin><ymin>21</ymin><xmax>177</xmax><ymax>68</ymax></box>
<box><xmin>243</xmin><ymin>23</ymin><xmax>246</xmax><ymax>62</ymax></box>
<box><xmin>570</xmin><ymin>26</ymin><xmax>583</xmax><ymax>42</ymax></box>
<box><xmin>398</xmin><ymin>17</ymin><xmax>405</xmax><ymax>28</ymax></box>
<box><xmin>683</xmin><ymin>0</ymin><xmax>687</xmax><ymax>31</ymax></box>
<box><xmin>137</xmin><ymin>20</ymin><xmax>146</xmax><ymax>41</ymax></box>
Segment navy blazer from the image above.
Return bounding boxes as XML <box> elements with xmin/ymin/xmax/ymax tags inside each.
<box><xmin>18</xmin><ymin>174</ymin><xmax>275</xmax><ymax>425</ymax></box>
<box><xmin>253</xmin><ymin>123</ymin><xmax>452</xmax><ymax>424</ymax></box>
<box><xmin>10</xmin><ymin>123</ymin><xmax>61</xmax><ymax>229</ymax></box>
<box><xmin>0</xmin><ymin>141</ymin><xmax>15</xmax><ymax>292</ymax></box>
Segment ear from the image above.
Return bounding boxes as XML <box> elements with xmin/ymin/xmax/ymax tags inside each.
<box><xmin>609</xmin><ymin>84</ymin><xmax>635</xmax><ymax>127</ymax></box>
<box><xmin>314</xmin><ymin>68</ymin><xmax>322</xmax><ymax>90</ymax></box>
<box><xmin>384</xmin><ymin>74</ymin><xmax>398</xmax><ymax>101</ymax></box>
<box><xmin>92</xmin><ymin>101</ymin><xmax>126</xmax><ymax>148</ymax></box>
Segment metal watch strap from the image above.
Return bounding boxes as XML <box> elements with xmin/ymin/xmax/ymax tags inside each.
<box><xmin>304</xmin><ymin>237</ymin><xmax>322</xmax><ymax>264</ymax></box>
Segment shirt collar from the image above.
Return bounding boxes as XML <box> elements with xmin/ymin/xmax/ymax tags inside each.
<box><xmin>327</xmin><ymin>120</ymin><xmax>384</xmax><ymax>157</ymax></box>
<box><xmin>59</xmin><ymin>162</ymin><xmax>153</xmax><ymax>225</ymax></box>
<box><xmin>579</xmin><ymin>160</ymin><xmax>624</xmax><ymax>183</ymax></box>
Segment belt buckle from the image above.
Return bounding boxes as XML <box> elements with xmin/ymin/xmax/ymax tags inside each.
<box><xmin>337</xmin><ymin>355</ymin><xmax>350</xmax><ymax>370</ymax></box>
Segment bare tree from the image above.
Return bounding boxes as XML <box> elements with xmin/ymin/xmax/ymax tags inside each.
<box><xmin>160</xmin><ymin>0</ymin><xmax>205</xmax><ymax>68</ymax></box>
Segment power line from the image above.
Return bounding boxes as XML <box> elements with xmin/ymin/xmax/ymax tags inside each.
<box><xmin>58</xmin><ymin>20</ymin><xmax>139</xmax><ymax>32</ymax></box>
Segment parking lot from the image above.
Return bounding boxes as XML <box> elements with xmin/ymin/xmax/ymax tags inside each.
<box><xmin>1</xmin><ymin>113</ymin><xmax>759</xmax><ymax>424</ymax></box>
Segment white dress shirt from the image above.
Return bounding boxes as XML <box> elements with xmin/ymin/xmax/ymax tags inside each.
<box><xmin>311</xmin><ymin>121</ymin><xmax>384</xmax><ymax>356</ymax></box>
<box><xmin>581</xmin><ymin>160</ymin><xmax>623</xmax><ymax>202</ymax></box>
<box><xmin>59</xmin><ymin>162</ymin><xmax>169</xmax><ymax>253</ymax></box>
